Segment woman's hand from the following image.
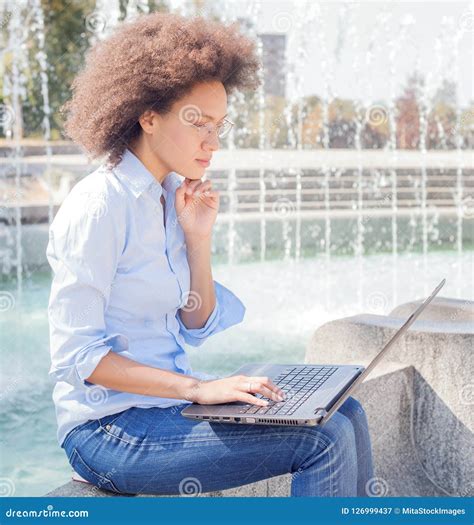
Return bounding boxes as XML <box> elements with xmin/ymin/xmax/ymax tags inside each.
<box><xmin>175</xmin><ymin>178</ymin><xmax>219</xmax><ymax>239</ymax></box>
<box><xmin>185</xmin><ymin>375</ymin><xmax>286</xmax><ymax>406</ymax></box>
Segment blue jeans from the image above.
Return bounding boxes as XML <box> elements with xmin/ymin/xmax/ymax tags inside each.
<box><xmin>61</xmin><ymin>396</ymin><xmax>374</xmax><ymax>497</ymax></box>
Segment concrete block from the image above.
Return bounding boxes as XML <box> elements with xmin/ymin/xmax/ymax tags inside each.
<box><xmin>305</xmin><ymin>310</ymin><xmax>473</xmax><ymax>496</ymax></box>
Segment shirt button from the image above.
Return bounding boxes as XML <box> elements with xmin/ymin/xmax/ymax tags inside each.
<box><xmin>105</xmin><ymin>424</ymin><xmax>111</xmax><ymax>430</ymax></box>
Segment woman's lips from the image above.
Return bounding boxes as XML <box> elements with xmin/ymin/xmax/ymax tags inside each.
<box><xmin>196</xmin><ymin>159</ymin><xmax>210</xmax><ymax>167</ymax></box>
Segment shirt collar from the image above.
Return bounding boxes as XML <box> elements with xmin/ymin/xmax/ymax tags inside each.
<box><xmin>113</xmin><ymin>148</ymin><xmax>182</xmax><ymax>199</ymax></box>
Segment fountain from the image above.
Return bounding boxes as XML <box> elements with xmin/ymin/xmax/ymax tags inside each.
<box><xmin>0</xmin><ymin>0</ymin><xmax>472</xmax><ymax>497</ymax></box>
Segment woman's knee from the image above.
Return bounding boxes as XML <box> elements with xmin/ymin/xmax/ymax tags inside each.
<box><xmin>319</xmin><ymin>411</ymin><xmax>357</xmax><ymax>452</ymax></box>
<box><xmin>338</xmin><ymin>396</ymin><xmax>368</xmax><ymax>425</ymax></box>
<box><xmin>293</xmin><ymin>412</ymin><xmax>357</xmax><ymax>471</ymax></box>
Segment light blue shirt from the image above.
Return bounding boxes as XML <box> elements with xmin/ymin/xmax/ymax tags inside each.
<box><xmin>46</xmin><ymin>148</ymin><xmax>246</xmax><ymax>446</ymax></box>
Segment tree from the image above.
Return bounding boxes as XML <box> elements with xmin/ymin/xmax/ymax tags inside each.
<box><xmin>395</xmin><ymin>71</ymin><xmax>424</xmax><ymax>149</ymax></box>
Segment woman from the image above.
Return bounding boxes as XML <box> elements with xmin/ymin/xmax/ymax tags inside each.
<box><xmin>47</xmin><ymin>12</ymin><xmax>374</xmax><ymax>497</ymax></box>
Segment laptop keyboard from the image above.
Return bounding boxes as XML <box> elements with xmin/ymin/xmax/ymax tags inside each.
<box><xmin>236</xmin><ymin>366</ymin><xmax>338</xmax><ymax>416</ymax></box>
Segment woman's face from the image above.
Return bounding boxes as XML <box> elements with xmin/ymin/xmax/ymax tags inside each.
<box><xmin>147</xmin><ymin>80</ymin><xmax>228</xmax><ymax>181</ymax></box>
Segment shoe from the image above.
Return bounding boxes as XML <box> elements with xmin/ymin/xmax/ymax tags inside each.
<box><xmin>71</xmin><ymin>471</ymin><xmax>91</xmax><ymax>484</ymax></box>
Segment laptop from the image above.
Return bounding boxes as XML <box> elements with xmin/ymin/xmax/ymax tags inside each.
<box><xmin>181</xmin><ymin>279</ymin><xmax>446</xmax><ymax>427</ymax></box>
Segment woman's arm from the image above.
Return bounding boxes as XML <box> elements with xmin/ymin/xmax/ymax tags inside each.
<box><xmin>174</xmin><ymin>179</ymin><xmax>246</xmax><ymax>346</ymax></box>
<box><xmin>85</xmin><ymin>350</ymin><xmax>199</xmax><ymax>400</ymax></box>
<box><xmin>175</xmin><ymin>178</ymin><xmax>220</xmax><ymax>329</ymax></box>
<box><xmin>179</xmin><ymin>234</ymin><xmax>216</xmax><ymax>329</ymax></box>
<box><xmin>85</xmin><ymin>351</ymin><xmax>285</xmax><ymax>406</ymax></box>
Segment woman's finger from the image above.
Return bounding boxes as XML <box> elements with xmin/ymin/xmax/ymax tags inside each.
<box><xmin>185</xmin><ymin>179</ymin><xmax>202</xmax><ymax>195</ymax></box>
<box><xmin>255</xmin><ymin>384</ymin><xmax>285</xmax><ymax>402</ymax></box>
<box><xmin>238</xmin><ymin>377</ymin><xmax>285</xmax><ymax>402</ymax></box>
<box><xmin>193</xmin><ymin>180</ymin><xmax>212</xmax><ymax>196</ymax></box>
<box><xmin>252</xmin><ymin>376</ymin><xmax>285</xmax><ymax>398</ymax></box>
<box><xmin>236</xmin><ymin>392</ymin><xmax>268</xmax><ymax>407</ymax></box>
<box><xmin>247</xmin><ymin>381</ymin><xmax>284</xmax><ymax>402</ymax></box>
<box><xmin>175</xmin><ymin>182</ymin><xmax>187</xmax><ymax>214</ymax></box>
<box><xmin>198</xmin><ymin>189</ymin><xmax>219</xmax><ymax>201</ymax></box>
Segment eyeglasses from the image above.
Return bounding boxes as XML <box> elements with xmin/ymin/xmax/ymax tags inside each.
<box><xmin>163</xmin><ymin>109</ymin><xmax>234</xmax><ymax>140</ymax></box>
<box><xmin>191</xmin><ymin>118</ymin><xmax>234</xmax><ymax>140</ymax></box>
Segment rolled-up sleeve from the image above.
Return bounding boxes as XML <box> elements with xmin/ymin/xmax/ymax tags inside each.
<box><xmin>46</xmin><ymin>185</ymin><xmax>128</xmax><ymax>389</ymax></box>
<box><xmin>177</xmin><ymin>280</ymin><xmax>246</xmax><ymax>347</ymax></box>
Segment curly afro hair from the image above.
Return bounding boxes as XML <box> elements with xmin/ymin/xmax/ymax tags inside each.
<box><xmin>62</xmin><ymin>12</ymin><xmax>262</xmax><ymax>166</ymax></box>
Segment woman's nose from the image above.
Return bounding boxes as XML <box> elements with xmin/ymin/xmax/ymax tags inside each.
<box><xmin>203</xmin><ymin>130</ymin><xmax>219</xmax><ymax>151</ymax></box>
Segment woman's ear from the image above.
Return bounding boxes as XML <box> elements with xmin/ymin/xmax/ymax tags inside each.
<box><xmin>138</xmin><ymin>110</ymin><xmax>157</xmax><ymax>135</ymax></box>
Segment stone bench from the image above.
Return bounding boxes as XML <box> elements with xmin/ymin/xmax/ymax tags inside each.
<box><xmin>46</xmin><ymin>297</ymin><xmax>473</xmax><ymax>497</ymax></box>
<box><xmin>305</xmin><ymin>297</ymin><xmax>473</xmax><ymax>497</ymax></box>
